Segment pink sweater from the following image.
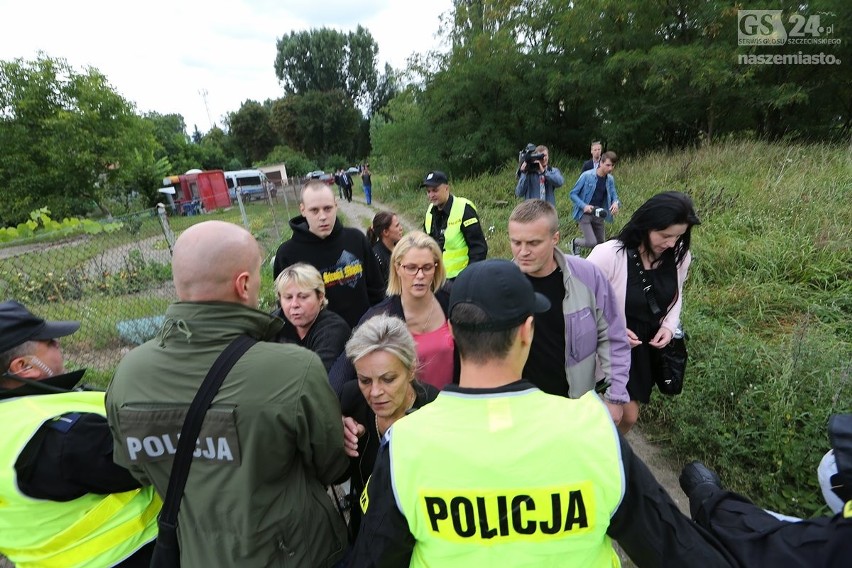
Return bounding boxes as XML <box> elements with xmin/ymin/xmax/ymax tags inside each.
<box><xmin>587</xmin><ymin>240</ymin><xmax>692</xmax><ymax>333</ymax></box>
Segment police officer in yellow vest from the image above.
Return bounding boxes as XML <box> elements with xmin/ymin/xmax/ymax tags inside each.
<box><xmin>422</xmin><ymin>171</ymin><xmax>488</xmax><ymax>278</ymax></box>
<box><xmin>0</xmin><ymin>301</ymin><xmax>160</xmax><ymax>568</ymax></box>
<box><xmin>350</xmin><ymin>260</ymin><xmax>737</xmax><ymax>567</ymax></box>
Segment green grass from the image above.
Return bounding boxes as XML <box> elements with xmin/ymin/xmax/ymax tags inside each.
<box><xmin>370</xmin><ymin>139</ymin><xmax>852</xmax><ymax>517</ymax></box>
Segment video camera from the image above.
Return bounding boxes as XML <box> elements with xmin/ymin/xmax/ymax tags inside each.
<box><xmin>519</xmin><ymin>143</ymin><xmax>546</xmax><ymax>172</ymax></box>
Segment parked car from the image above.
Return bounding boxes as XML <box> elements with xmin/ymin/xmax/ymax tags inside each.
<box><xmin>305</xmin><ymin>170</ymin><xmax>335</xmax><ymax>185</ymax></box>
<box><xmin>225</xmin><ymin>169</ymin><xmax>270</xmax><ymax>201</ymax></box>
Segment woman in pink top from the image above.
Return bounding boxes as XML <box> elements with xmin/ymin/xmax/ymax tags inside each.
<box><xmin>328</xmin><ymin>232</ymin><xmax>459</xmax><ymax>394</ymax></box>
<box><xmin>387</xmin><ymin>232</ymin><xmax>455</xmax><ymax>388</ymax></box>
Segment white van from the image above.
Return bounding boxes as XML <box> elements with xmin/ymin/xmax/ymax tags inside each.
<box><xmin>224</xmin><ymin>169</ymin><xmax>269</xmax><ymax>202</ymax></box>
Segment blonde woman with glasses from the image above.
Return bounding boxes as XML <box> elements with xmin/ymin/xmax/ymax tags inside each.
<box><xmin>329</xmin><ymin>232</ymin><xmax>459</xmax><ymax>395</ymax></box>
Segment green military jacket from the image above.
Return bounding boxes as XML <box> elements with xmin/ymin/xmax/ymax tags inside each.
<box><xmin>106</xmin><ymin>302</ymin><xmax>348</xmax><ymax>567</ymax></box>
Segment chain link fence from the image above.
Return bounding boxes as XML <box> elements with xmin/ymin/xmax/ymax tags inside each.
<box><xmin>0</xmin><ymin>183</ymin><xmax>301</xmax><ymax>387</ymax></box>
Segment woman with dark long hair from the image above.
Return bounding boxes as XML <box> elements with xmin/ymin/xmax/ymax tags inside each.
<box><xmin>588</xmin><ymin>191</ymin><xmax>701</xmax><ymax>432</ymax></box>
<box><xmin>367</xmin><ymin>211</ymin><xmax>403</xmax><ymax>289</ymax></box>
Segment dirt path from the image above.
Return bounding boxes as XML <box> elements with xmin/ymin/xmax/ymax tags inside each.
<box><xmin>82</xmin><ymin>234</ymin><xmax>171</xmax><ymax>277</ymax></box>
<box><xmin>337</xmin><ymin>194</ymin><xmax>688</xmax><ymax>566</ymax></box>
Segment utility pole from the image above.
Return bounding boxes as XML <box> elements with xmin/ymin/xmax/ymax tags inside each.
<box><xmin>198</xmin><ymin>88</ymin><xmax>213</xmax><ymax>130</ymax></box>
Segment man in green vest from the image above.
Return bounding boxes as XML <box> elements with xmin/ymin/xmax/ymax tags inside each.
<box><xmin>350</xmin><ymin>259</ymin><xmax>736</xmax><ymax>567</ymax></box>
<box><xmin>422</xmin><ymin>170</ymin><xmax>488</xmax><ymax>278</ymax></box>
<box><xmin>0</xmin><ymin>300</ymin><xmax>160</xmax><ymax>568</ymax></box>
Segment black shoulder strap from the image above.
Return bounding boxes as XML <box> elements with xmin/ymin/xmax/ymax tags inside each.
<box><xmin>629</xmin><ymin>249</ymin><xmax>664</xmax><ymax>319</ymax></box>
<box><xmin>157</xmin><ymin>334</ymin><xmax>257</xmax><ymax>530</ymax></box>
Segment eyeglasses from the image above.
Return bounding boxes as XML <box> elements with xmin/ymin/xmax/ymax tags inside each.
<box><xmin>399</xmin><ymin>263</ymin><xmax>437</xmax><ymax>276</ymax></box>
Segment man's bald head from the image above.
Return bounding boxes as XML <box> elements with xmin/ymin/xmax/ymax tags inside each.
<box><xmin>172</xmin><ymin>221</ymin><xmax>262</xmax><ymax>306</ymax></box>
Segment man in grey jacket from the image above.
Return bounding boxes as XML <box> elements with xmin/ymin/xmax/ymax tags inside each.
<box><xmin>515</xmin><ymin>144</ymin><xmax>564</xmax><ymax>205</ymax></box>
<box><xmin>508</xmin><ymin>199</ymin><xmax>631</xmax><ymax>427</ymax></box>
<box><xmin>107</xmin><ymin>220</ymin><xmax>349</xmax><ymax>567</ymax></box>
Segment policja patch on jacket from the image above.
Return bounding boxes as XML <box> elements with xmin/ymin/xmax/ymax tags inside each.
<box><xmin>116</xmin><ymin>406</ymin><xmax>241</xmax><ymax>465</ymax></box>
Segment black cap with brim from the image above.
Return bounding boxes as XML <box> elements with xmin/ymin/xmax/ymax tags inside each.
<box><xmin>449</xmin><ymin>260</ymin><xmax>550</xmax><ymax>331</ymax></box>
<box><xmin>0</xmin><ymin>300</ymin><xmax>80</xmax><ymax>354</ymax></box>
<box><xmin>420</xmin><ymin>170</ymin><xmax>449</xmax><ymax>188</ymax></box>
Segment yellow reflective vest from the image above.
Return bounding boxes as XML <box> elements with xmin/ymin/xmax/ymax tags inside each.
<box><xmin>390</xmin><ymin>389</ymin><xmax>624</xmax><ymax>567</ymax></box>
<box><xmin>425</xmin><ymin>196</ymin><xmax>476</xmax><ymax>278</ymax></box>
<box><xmin>0</xmin><ymin>391</ymin><xmax>161</xmax><ymax>568</ymax></box>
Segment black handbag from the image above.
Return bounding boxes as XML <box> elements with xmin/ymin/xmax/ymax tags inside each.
<box><xmin>630</xmin><ymin>250</ymin><xmax>688</xmax><ymax>396</ymax></box>
<box><xmin>657</xmin><ymin>330</ymin><xmax>687</xmax><ymax>395</ymax></box>
<box><xmin>150</xmin><ymin>335</ymin><xmax>256</xmax><ymax>567</ymax></box>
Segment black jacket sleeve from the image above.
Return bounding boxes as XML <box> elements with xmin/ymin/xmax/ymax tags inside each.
<box><xmin>329</xmin><ymin>351</ymin><xmax>356</xmax><ymax>399</ymax></box>
<box><xmin>307</xmin><ymin>311</ymin><xmax>351</xmax><ymax>373</ymax></box>
<box><xmin>349</xmin><ymin>436</ymin><xmax>415</xmax><ymax>567</ymax></box>
<box><xmin>608</xmin><ymin>436</ymin><xmax>739</xmax><ymax>567</ymax></box>
<box><xmin>692</xmin><ymin>487</ymin><xmax>851</xmax><ymax>567</ymax></box>
<box><xmin>16</xmin><ymin>412</ymin><xmax>141</xmax><ymax>501</ymax></box>
<box><xmin>360</xmin><ymin>232</ymin><xmax>388</xmax><ymax>306</ymax></box>
<box><xmin>435</xmin><ymin>287</ymin><xmax>461</xmax><ymax>384</ymax></box>
<box><xmin>272</xmin><ymin>241</ymin><xmax>291</xmax><ymax>279</ymax></box>
<box><xmin>460</xmin><ymin>203</ymin><xmax>488</xmax><ymax>263</ymax></box>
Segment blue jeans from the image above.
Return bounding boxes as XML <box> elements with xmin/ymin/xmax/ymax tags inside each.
<box><xmin>363</xmin><ymin>184</ymin><xmax>372</xmax><ymax>205</ymax></box>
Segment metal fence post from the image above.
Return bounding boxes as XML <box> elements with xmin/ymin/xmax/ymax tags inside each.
<box><xmin>156</xmin><ymin>203</ymin><xmax>175</xmax><ymax>255</ymax></box>
<box><xmin>265</xmin><ymin>186</ymin><xmax>281</xmax><ymax>241</ymax></box>
<box><xmin>235</xmin><ymin>190</ymin><xmax>250</xmax><ymax>231</ymax></box>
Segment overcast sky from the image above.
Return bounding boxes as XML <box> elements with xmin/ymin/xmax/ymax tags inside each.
<box><xmin>0</xmin><ymin>0</ymin><xmax>453</xmax><ymax>134</ymax></box>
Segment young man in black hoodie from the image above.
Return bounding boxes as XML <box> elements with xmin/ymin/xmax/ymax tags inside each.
<box><xmin>273</xmin><ymin>181</ymin><xmax>385</xmax><ymax>328</ymax></box>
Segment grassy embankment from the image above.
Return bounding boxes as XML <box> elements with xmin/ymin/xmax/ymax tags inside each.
<box><xmin>370</xmin><ymin>139</ymin><xmax>851</xmax><ymax>517</ymax></box>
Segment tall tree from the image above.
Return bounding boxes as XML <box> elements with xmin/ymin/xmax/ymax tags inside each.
<box><xmin>269</xmin><ymin>90</ymin><xmax>360</xmax><ymax>162</ymax></box>
<box><xmin>227</xmin><ymin>100</ymin><xmax>277</xmax><ymax>165</ymax></box>
<box><xmin>370</xmin><ymin>88</ymin><xmax>442</xmax><ymax>170</ymax></box>
<box><xmin>0</xmin><ymin>55</ymin><xmax>158</xmax><ymax>225</ymax></box>
<box><xmin>371</xmin><ymin>63</ymin><xmax>401</xmax><ymax>120</ymax></box>
<box><xmin>274</xmin><ymin>26</ymin><xmax>379</xmax><ymax>110</ymax></box>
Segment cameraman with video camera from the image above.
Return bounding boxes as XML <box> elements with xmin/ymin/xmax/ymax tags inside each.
<box><xmin>569</xmin><ymin>151</ymin><xmax>621</xmax><ymax>255</ymax></box>
<box><xmin>515</xmin><ymin>144</ymin><xmax>564</xmax><ymax>205</ymax></box>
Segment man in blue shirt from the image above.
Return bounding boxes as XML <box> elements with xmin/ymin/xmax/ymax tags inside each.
<box><xmin>569</xmin><ymin>151</ymin><xmax>620</xmax><ymax>255</ymax></box>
